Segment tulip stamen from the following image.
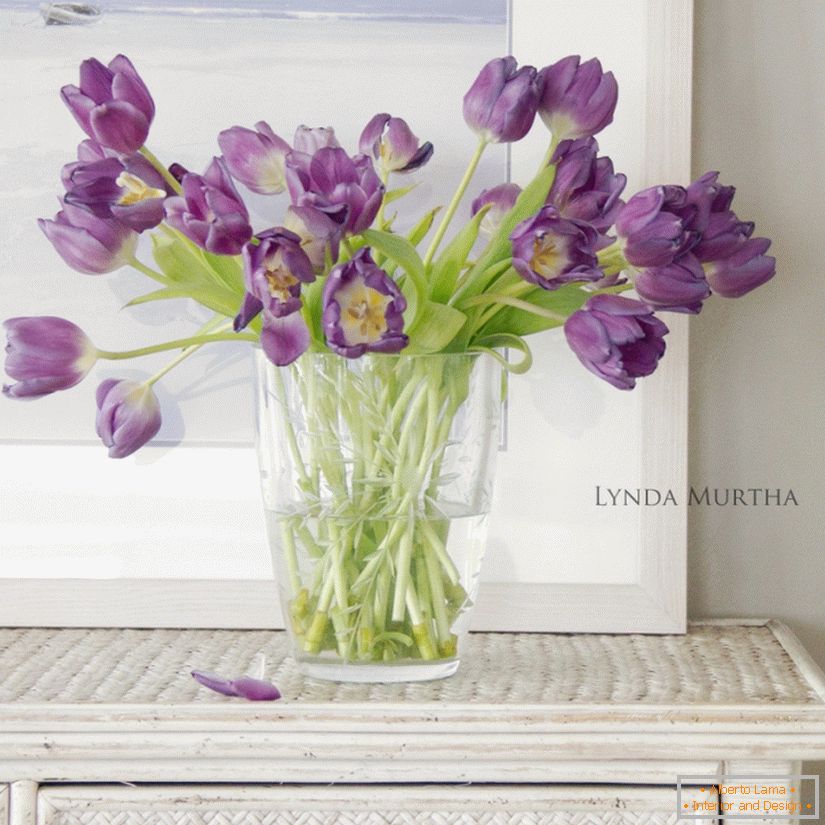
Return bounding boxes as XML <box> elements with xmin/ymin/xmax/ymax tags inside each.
<box><xmin>115</xmin><ymin>171</ymin><xmax>166</xmax><ymax>206</ymax></box>
<box><xmin>265</xmin><ymin>265</ymin><xmax>299</xmax><ymax>303</ymax></box>
<box><xmin>531</xmin><ymin>233</ymin><xmax>565</xmax><ymax>279</ymax></box>
<box><xmin>339</xmin><ymin>280</ymin><xmax>391</xmax><ymax>344</ymax></box>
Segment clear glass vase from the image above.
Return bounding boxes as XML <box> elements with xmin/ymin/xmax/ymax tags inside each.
<box><xmin>254</xmin><ymin>350</ymin><xmax>502</xmax><ymax>682</ymax></box>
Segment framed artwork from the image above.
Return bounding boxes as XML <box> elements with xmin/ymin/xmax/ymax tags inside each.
<box><xmin>0</xmin><ymin>0</ymin><xmax>691</xmax><ymax>632</ymax></box>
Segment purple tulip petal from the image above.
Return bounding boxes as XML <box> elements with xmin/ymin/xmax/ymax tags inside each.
<box><xmin>230</xmin><ymin>677</ymin><xmax>282</xmax><ymax>701</ymax></box>
<box><xmin>191</xmin><ymin>670</ymin><xmax>239</xmax><ymax>697</ymax></box>
<box><xmin>90</xmin><ymin>101</ymin><xmax>150</xmax><ymax>154</ymax></box>
<box><xmin>261</xmin><ymin>312</ymin><xmax>311</xmax><ymax>366</ymax></box>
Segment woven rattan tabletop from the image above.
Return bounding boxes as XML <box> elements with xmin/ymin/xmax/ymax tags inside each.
<box><xmin>0</xmin><ymin>619</ymin><xmax>823</xmax><ymax>707</ymax></box>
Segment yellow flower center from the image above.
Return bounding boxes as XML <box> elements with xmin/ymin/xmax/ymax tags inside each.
<box><xmin>337</xmin><ymin>277</ymin><xmax>391</xmax><ymax>344</ymax></box>
<box><xmin>530</xmin><ymin>233</ymin><xmax>564</xmax><ymax>279</ymax></box>
<box><xmin>265</xmin><ymin>263</ymin><xmax>299</xmax><ymax>303</ymax></box>
<box><xmin>115</xmin><ymin>171</ymin><xmax>167</xmax><ymax>206</ymax></box>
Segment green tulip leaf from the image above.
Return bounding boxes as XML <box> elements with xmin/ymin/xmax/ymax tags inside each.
<box><xmin>429</xmin><ymin>205</ymin><xmax>489</xmax><ymax>303</ymax></box>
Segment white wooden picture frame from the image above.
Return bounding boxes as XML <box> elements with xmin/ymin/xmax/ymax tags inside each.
<box><xmin>0</xmin><ymin>0</ymin><xmax>691</xmax><ymax>632</ymax></box>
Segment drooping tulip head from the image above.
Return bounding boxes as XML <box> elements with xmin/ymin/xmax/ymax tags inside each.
<box><xmin>634</xmin><ymin>254</ymin><xmax>711</xmax><ymax>314</ymax></box>
<box><xmin>95</xmin><ymin>378</ymin><xmax>162</xmax><ymax>458</ymax></box>
<box><xmin>358</xmin><ymin>113</ymin><xmax>433</xmax><ymax>174</ymax></box>
<box><xmin>3</xmin><ymin>316</ymin><xmax>97</xmax><ymax>399</ymax></box>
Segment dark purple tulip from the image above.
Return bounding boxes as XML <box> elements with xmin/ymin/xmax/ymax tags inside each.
<box><xmin>39</xmin><ymin>200</ymin><xmax>138</xmax><ymax>274</ymax></box>
<box><xmin>358</xmin><ymin>113</ymin><xmax>433</xmax><ymax>174</ymax></box>
<box><xmin>634</xmin><ymin>254</ymin><xmax>711</xmax><ymax>314</ymax></box>
<box><xmin>705</xmin><ymin>237</ymin><xmax>776</xmax><ymax>298</ymax></box>
<box><xmin>322</xmin><ymin>248</ymin><xmax>407</xmax><ymax>358</ymax></box>
<box><xmin>164</xmin><ymin>157</ymin><xmax>253</xmax><ymax>255</ymax></box>
<box><xmin>236</xmin><ymin>228</ymin><xmax>315</xmax><ymax>329</ymax></box>
<box><xmin>191</xmin><ymin>670</ymin><xmax>281</xmax><ymax>701</ymax></box>
<box><xmin>292</xmin><ymin>125</ymin><xmax>340</xmax><ymax>154</ymax></box>
<box><xmin>61</xmin><ymin>55</ymin><xmax>155</xmax><ymax>154</ymax></box>
<box><xmin>218</xmin><ymin>120</ymin><xmax>291</xmax><ymax>195</ymax></box>
<box><xmin>3</xmin><ymin>316</ymin><xmax>97</xmax><ymax>399</ymax></box>
<box><xmin>547</xmin><ymin>137</ymin><xmax>626</xmax><ymax>234</ymax></box>
<box><xmin>463</xmin><ymin>56</ymin><xmax>540</xmax><ymax>144</ymax></box>
<box><xmin>510</xmin><ymin>205</ymin><xmax>602</xmax><ymax>290</ymax></box>
<box><xmin>614</xmin><ymin>186</ymin><xmax>693</xmax><ymax>268</ymax></box>
<box><xmin>286</xmin><ymin>147</ymin><xmax>384</xmax><ymax>236</ymax></box>
<box><xmin>95</xmin><ymin>378</ymin><xmax>162</xmax><ymax>458</ymax></box>
<box><xmin>693</xmin><ymin>209</ymin><xmax>755</xmax><ymax>263</ymax></box>
<box><xmin>564</xmin><ymin>294</ymin><xmax>668</xmax><ymax>390</ymax></box>
<box><xmin>471</xmin><ymin>182</ymin><xmax>521</xmax><ymax>235</ymax></box>
<box><xmin>537</xmin><ymin>55</ymin><xmax>618</xmax><ymax>141</ymax></box>
<box><xmin>63</xmin><ymin>153</ymin><xmax>169</xmax><ymax>232</ymax></box>
<box><xmin>260</xmin><ymin>311</ymin><xmax>311</xmax><ymax>367</ymax></box>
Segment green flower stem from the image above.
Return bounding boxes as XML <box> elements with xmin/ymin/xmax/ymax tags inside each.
<box><xmin>272</xmin><ymin>367</ymin><xmax>313</xmax><ymax>492</ymax></box>
<box><xmin>127</xmin><ymin>256</ymin><xmax>172</xmax><ymax>285</ymax></box>
<box><xmin>97</xmin><ymin>331</ymin><xmax>257</xmax><ymax>361</ymax></box>
<box><xmin>465</xmin><ymin>293</ymin><xmax>567</xmax><ymax>323</ymax></box>
<box><xmin>536</xmin><ymin>133</ymin><xmax>561</xmax><ymax>176</ymax></box>
<box><xmin>423</xmin><ymin>137</ymin><xmax>487</xmax><ymax>269</ymax></box>
<box><xmin>279</xmin><ymin>520</ymin><xmax>302</xmax><ymax>597</ymax></box>
<box><xmin>468</xmin><ymin>279</ymin><xmax>534</xmax><ymax>333</ymax></box>
<box><xmin>376</xmin><ymin>168</ymin><xmax>391</xmax><ymax>229</ymax></box>
<box><xmin>139</xmin><ymin>146</ymin><xmax>183</xmax><ymax>195</ymax></box>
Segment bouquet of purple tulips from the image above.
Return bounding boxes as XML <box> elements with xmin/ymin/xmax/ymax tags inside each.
<box><xmin>3</xmin><ymin>53</ymin><xmax>775</xmax><ymax>669</ymax></box>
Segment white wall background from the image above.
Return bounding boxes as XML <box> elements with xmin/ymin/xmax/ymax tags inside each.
<box><xmin>689</xmin><ymin>0</ymin><xmax>825</xmax><ymax>807</ymax></box>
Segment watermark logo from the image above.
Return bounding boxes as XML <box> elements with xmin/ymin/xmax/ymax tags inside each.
<box><xmin>677</xmin><ymin>775</ymin><xmax>818</xmax><ymax>819</ymax></box>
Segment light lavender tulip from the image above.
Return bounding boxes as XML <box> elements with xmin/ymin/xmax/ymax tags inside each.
<box><xmin>358</xmin><ymin>113</ymin><xmax>433</xmax><ymax>174</ymax></box>
<box><xmin>218</xmin><ymin>121</ymin><xmax>291</xmax><ymax>195</ymax></box>
<box><xmin>634</xmin><ymin>254</ymin><xmax>711</xmax><ymax>314</ymax></box>
<box><xmin>564</xmin><ymin>294</ymin><xmax>668</xmax><ymax>390</ymax></box>
<box><xmin>463</xmin><ymin>56</ymin><xmax>540</xmax><ymax>144</ymax></box>
<box><xmin>286</xmin><ymin>147</ymin><xmax>383</xmax><ymax>237</ymax></box>
<box><xmin>3</xmin><ymin>316</ymin><xmax>97</xmax><ymax>399</ymax></box>
<box><xmin>292</xmin><ymin>125</ymin><xmax>340</xmax><ymax>154</ymax></box>
<box><xmin>164</xmin><ymin>157</ymin><xmax>253</xmax><ymax>255</ymax></box>
<box><xmin>471</xmin><ymin>182</ymin><xmax>521</xmax><ymax>236</ymax></box>
<box><xmin>191</xmin><ymin>670</ymin><xmax>281</xmax><ymax>701</ymax></box>
<box><xmin>38</xmin><ymin>200</ymin><xmax>138</xmax><ymax>274</ymax></box>
<box><xmin>510</xmin><ymin>205</ymin><xmax>602</xmax><ymax>290</ymax></box>
<box><xmin>537</xmin><ymin>55</ymin><xmax>618</xmax><ymax>141</ymax></box>
<box><xmin>95</xmin><ymin>378</ymin><xmax>162</xmax><ymax>458</ymax></box>
<box><xmin>705</xmin><ymin>237</ymin><xmax>776</xmax><ymax>298</ymax></box>
<box><xmin>322</xmin><ymin>248</ymin><xmax>407</xmax><ymax>358</ymax></box>
<box><xmin>64</xmin><ymin>153</ymin><xmax>170</xmax><ymax>232</ymax></box>
<box><xmin>61</xmin><ymin>55</ymin><xmax>155</xmax><ymax>154</ymax></box>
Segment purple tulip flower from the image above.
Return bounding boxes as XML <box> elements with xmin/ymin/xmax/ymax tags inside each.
<box><xmin>358</xmin><ymin>113</ymin><xmax>433</xmax><ymax>174</ymax></box>
<box><xmin>510</xmin><ymin>205</ymin><xmax>602</xmax><ymax>290</ymax></box>
<box><xmin>39</xmin><ymin>200</ymin><xmax>138</xmax><ymax>274</ymax></box>
<box><xmin>564</xmin><ymin>294</ymin><xmax>668</xmax><ymax>390</ymax></box>
<box><xmin>164</xmin><ymin>157</ymin><xmax>253</xmax><ymax>255</ymax></box>
<box><xmin>705</xmin><ymin>237</ymin><xmax>776</xmax><ymax>298</ymax></box>
<box><xmin>547</xmin><ymin>137</ymin><xmax>626</xmax><ymax>234</ymax></box>
<box><xmin>634</xmin><ymin>254</ymin><xmax>711</xmax><ymax>314</ymax></box>
<box><xmin>283</xmin><ymin>205</ymin><xmax>342</xmax><ymax>268</ymax></box>
<box><xmin>191</xmin><ymin>670</ymin><xmax>281</xmax><ymax>701</ymax></box>
<box><xmin>3</xmin><ymin>316</ymin><xmax>97</xmax><ymax>399</ymax></box>
<box><xmin>463</xmin><ymin>56</ymin><xmax>540</xmax><ymax>144</ymax></box>
<box><xmin>218</xmin><ymin>121</ymin><xmax>291</xmax><ymax>195</ymax></box>
<box><xmin>234</xmin><ymin>228</ymin><xmax>316</xmax><ymax>330</ymax></box>
<box><xmin>292</xmin><ymin>125</ymin><xmax>340</xmax><ymax>154</ymax></box>
<box><xmin>61</xmin><ymin>55</ymin><xmax>155</xmax><ymax>154</ymax></box>
<box><xmin>260</xmin><ymin>311</ymin><xmax>311</xmax><ymax>367</ymax></box>
<box><xmin>322</xmin><ymin>248</ymin><xmax>407</xmax><ymax>358</ymax></box>
<box><xmin>63</xmin><ymin>153</ymin><xmax>169</xmax><ymax>232</ymax></box>
<box><xmin>286</xmin><ymin>147</ymin><xmax>384</xmax><ymax>237</ymax></box>
<box><xmin>614</xmin><ymin>186</ymin><xmax>694</xmax><ymax>268</ymax></box>
<box><xmin>95</xmin><ymin>378</ymin><xmax>162</xmax><ymax>458</ymax></box>
<box><xmin>537</xmin><ymin>55</ymin><xmax>618</xmax><ymax>141</ymax></box>
<box><xmin>471</xmin><ymin>182</ymin><xmax>521</xmax><ymax>236</ymax></box>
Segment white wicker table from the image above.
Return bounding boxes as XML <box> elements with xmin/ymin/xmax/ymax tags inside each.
<box><xmin>0</xmin><ymin>619</ymin><xmax>824</xmax><ymax>825</ymax></box>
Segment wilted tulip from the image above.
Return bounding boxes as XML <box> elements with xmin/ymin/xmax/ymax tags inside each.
<box><xmin>61</xmin><ymin>55</ymin><xmax>155</xmax><ymax>154</ymax></box>
<box><xmin>322</xmin><ymin>248</ymin><xmax>407</xmax><ymax>358</ymax></box>
<box><xmin>38</xmin><ymin>200</ymin><xmax>138</xmax><ymax>274</ymax></box>
<box><xmin>564</xmin><ymin>294</ymin><xmax>668</xmax><ymax>390</ymax></box>
<box><xmin>510</xmin><ymin>205</ymin><xmax>601</xmax><ymax>290</ymax></box>
<box><xmin>358</xmin><ymin>113</ymin><xmax>433</xmax><ymax>174</ymax></box>
<box><xmin>164</xmin><ymin>157</ymin><xmax>253</xmax><ymax>255</ymax></box>
<box><xmin>537</xmin><ymin>56</ymin><xmax>618</xmax><ymax>141</ymax></box>
<box><xmin>3</xmin><ymin>316</ymin><xmax>97</xmax><ymax>399</ymax></box>
<box><xmin>95</xmin><ymin>378</ymin><xmax>162</xmax><ymax>458</ymax></box>
<box><xmin>218</xmin><ymin>121</ymin><xmax>291</xmax><ymax>195</ymax></box>
<box><xmin>463</xmin><ymin>56</ymin><xmax>540</xmax><ymax>144</ymax></box>
<box><xmin>705</xmin><ymin>237</ymin><xmax>776</xmax><ymax>298</ymax></box>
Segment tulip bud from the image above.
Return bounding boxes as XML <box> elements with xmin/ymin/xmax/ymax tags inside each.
<box><xmin>95</xmin><ymin>378</ymin><xmax>162</xmax><ymax>458</ymax></box>
<box><xmin>564</xmin><ymin>295</ymin><xmax>668</xmax><ymax>390</ymax></box>
<box><xmin>3</xmin><ymin>316</ymin><xmax>97</xmax><ymax>399</ymax></box>
<box><xmin>463</xmin><ymin>56</ymin><xmax>540</xmax><ymax>144</ymax></box>
<box><xmin>292</xmin><ymin>125</ymin><xmax>339</xmax><ymax>154</ymax></box>
<box><xmin>537</xmin><ymin>55</ymin><xmax>618</xmax><ymax>141</ymax></box>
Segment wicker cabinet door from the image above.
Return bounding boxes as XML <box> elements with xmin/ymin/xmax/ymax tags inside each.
<box><xmin>37</xmin><ymin>785</ymin><xmax>715</xmax><ymax>825</ymax></box>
